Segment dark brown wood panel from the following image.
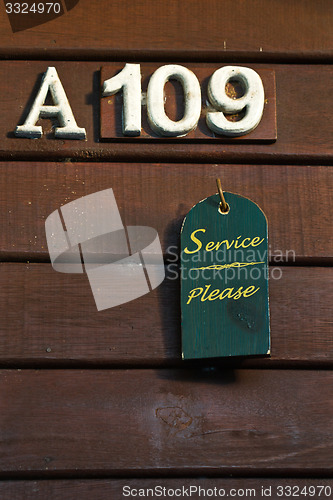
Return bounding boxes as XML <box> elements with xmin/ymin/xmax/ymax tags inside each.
<box><xmin>0</xmin><ymin>163</ymin><xmax>332</xmax><ymax>262</ymax></box>
<box><xmin>0</xmin><ymin>369</ymin><xmax>332</xmax><ymax>476</ymax></box>
<box><xmin>1</xmin><ymin>479</ymin><xmax>332</xmax><ymax>498</ymax></box>
<box><xmin>0</xmin><ymin>63</ymin><xmax>332</xmax><ymax>162</ymax></box>
<box><xmin>0</xmin><ymin>265</ymin><xmax>331</xmax><ymax>367</ymax></box>
<box><xmin>0</xmin><ymin>0</ymin><xmax>332</xmax><ymax>61</ymax></box>
<box><xmin>0</xmin><ymin>0</ymin><xmax>331</xmax><ymax>488</ymax></box>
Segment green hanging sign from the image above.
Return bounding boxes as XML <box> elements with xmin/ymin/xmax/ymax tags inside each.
<box><xmin>181</xmin><ymin>182</ymin><xmax>270</xmax><ymax>360</ymax></box>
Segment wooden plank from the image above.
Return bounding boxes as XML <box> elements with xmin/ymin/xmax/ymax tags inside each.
<box><xmin>0</xmin><ymin>63</ymin><xmax>332</xmax><ymax>162</ymax></box>
<box><xmin>0</xmin><ymin>369</ymin><xmax>332</xmax><ymax>476</ymax></box>
<box><xmin>1</xmin><ymin>479</ymin><xmax>332</xmax><ymax>498</ymax></box>
<box><xmin>100</xmin><ymin>65</ymin><xmax>277</xmax><ymax>142</ymax></box>
<box><xmin>0</xmin><ymin>265</ymin><xmax>331</xmax><ymax>367</ymax></box>
<box><xmin>5</xmin><ymin>0</ymin><xmax>66</xmax><ymax>33</ymax></box>
<box><xmin>0</xmin><ymin>164</ymin><xmax>332</xmax><ymax>262</ymax></box>
<box><xmin>0</xmin><ymin>0</ymin><xmax>332</xmax><ymax>61</ymax></box>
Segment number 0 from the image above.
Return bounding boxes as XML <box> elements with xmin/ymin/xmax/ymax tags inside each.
<box><xmin>147</xmin><ymin>65</ymin><xmax>201</xmax><ymax>137</ymax></box>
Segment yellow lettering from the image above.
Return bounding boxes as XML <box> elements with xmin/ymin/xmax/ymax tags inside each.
<box><xmin>200</xmin><ymin>285</ymin><xmax>212</xmax><ymax>301</ymax></box>
<box><xmin>218</xmin><ymin>287</ymin><xmax>234</xmax><ymax>300</ymax></box>
<box><xmin>230</xmin><ymin>286</ymin><xmax>244</xmax><ymax>300</ymax></box>
<box><xmin>240</xmin><ymin>237</ymin><xmax>252</xmax><ymax>248</ymax></box>
<box><xmin>187</xmin><ymin>287</ymin><xmax>203</xmax><ymax>304</ymax></box>
<box><xmin>243</xmin><ymin>286</ymin><xmax>260</xmax><ymax>297</ymax></box>
<box><xmin>207</xmin><ymin>289</ymin><xmax>221</xmax><ymax>301</ymax></box>
<box><xmin>205</xmin><ymin>241</ymin><xmax>216</xmax><ymax>251</ymax></box>
<box><xmin>205</xmin><ymin>240</ymin><xmax>234</xmax><ymax>251</ymax></box>
<box><xmin>234</xmin><ymin>236</ymin><xmax>243</xmax><ymax>249</ymax></box>
<box><xmin>184</xmin><ymin>229</ymin><xmax>205</xmax><ymax>254</ymax></box>
<box><xmin>184</xmin><ymin>233</ymin><xmax>264</xmax><ymax>254</ymax></box>
<box><xmin>251</xmin><ymin>237</ymin><xmax>264</xmax><ymax>247</ymax></box>
<box><xmin>186</xmin><ymin>284</ymin><xmax>261</xmax><ymax>305</ymax></box>
<box><xmin>220</xmin><ymin>239</ymin><xmax>234</xmax><ymax>250</ymax></box>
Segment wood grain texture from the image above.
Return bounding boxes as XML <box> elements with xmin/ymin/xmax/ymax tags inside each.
<box><xmin>0</xmin><ymin>63</ymin><xmax>332</xmax><ymax>162</ymax></box>
<box><xmin>0</xmin><ymin>163</ymin><xmax>331</xmax><ymax>262</ymax></box>
<box><xmin>0</xmin><ymin>369</ymin><xmax>332</xmax><ymax>476</ymax></box>
<box><xmin>0</xmin><ymin>0</ymin><xmax>331</xmax><ymax>487</ymax></box>
<box><xmin>0</xmin><ymin>0</ymin><xmax>332</xmax><ymax>61</ymax></box>
<box><xmin>0</xmin><ymin>265</ymin><xmax>331</xmax><ymax>367</ymax></box>
<box><xmin>1</xmin><ymin>479</ymin><xmax>332</xmax><ymax>498</ymax></box>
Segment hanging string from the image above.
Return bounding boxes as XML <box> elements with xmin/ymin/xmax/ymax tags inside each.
<box><xmin>216</xmin><ymin>178</ymin><xmax>229</xmax><ymax>213</ymax></box>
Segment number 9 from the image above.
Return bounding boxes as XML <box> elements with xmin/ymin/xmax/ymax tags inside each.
<box><xmin>206</xmin><ymin>66</ymin><xmax>264</xmax><ymax>137</ymax></box>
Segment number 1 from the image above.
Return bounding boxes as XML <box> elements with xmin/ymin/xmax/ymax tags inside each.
<box><xmin>103</xmin><ymin>63</ymin><xmax>142</xmax><ymax>136</ymax></box>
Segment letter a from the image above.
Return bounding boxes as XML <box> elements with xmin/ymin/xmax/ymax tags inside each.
<box><xmin>15</xmin><ymin>67</ymin><xmax>86</xmax><ymax>140</ymax></box>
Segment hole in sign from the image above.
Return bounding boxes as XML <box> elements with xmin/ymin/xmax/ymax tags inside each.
<box><xmin>218</xmin><ymin>202</ymin><xmax>230</xmax><ymax>215</ymax></box>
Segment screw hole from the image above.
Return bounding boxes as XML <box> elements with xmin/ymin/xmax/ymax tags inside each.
<box><xmin>218</xmin><ymin>202</ymin><xmax>230</xmax><ymax>215</ymax></box>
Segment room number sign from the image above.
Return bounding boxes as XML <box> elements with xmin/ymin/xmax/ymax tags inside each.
<box><xmin>103</xmin><ymin>64</ymin><xmax>264</xmax><ymax>137</ymax></box>
<box><xmin>14</xmin><ymin>63</ymin><xmax>276</xmax><ymax>142</ymax></box>
<box><xmin>101</xmin><ymin>63</ymin><xmax>276</xmax><ymax>142</ymax></box>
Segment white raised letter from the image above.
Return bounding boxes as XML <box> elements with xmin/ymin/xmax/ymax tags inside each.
<box><xmin>15</xmin><ymin>67</ymin><xmax>86</xmax><ymax>140</ymax></box>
